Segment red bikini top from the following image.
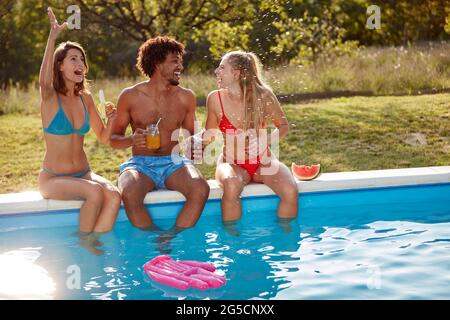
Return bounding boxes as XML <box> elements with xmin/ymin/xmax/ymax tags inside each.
<box><xmin>218</xmin><ymin>91</ymin><xmax>238</xmax><ymax>134</ymax></box>
<box><xmin>217</xmin><ymin>90</ymin><xmax>269</xmax><ymax>159</ymax></box>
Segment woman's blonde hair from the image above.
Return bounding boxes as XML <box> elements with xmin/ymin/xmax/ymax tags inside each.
<box><xmin>53</xmin><ymin>41</ymin><xmax>90</xmax><ymax>95</ymax></box>
<box><xmin>223</xmin><ymin>51</ymin><xmax>273</xmax><ymax>130</ymax></box>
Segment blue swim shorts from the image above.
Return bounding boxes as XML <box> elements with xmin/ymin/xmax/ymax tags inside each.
<box><xmin>119</xmin><ymin>154</ymin><xmax>193</xmax><ymax>189</ymax></box>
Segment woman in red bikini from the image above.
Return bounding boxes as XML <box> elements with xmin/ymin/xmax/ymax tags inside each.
<box><xmin>205</xmin><ymin>51</ymin><xmax>298</xmax><ymax>222</ymax></box>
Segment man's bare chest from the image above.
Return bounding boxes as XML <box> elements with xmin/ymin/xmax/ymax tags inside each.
<box><xmin>129</xmin><ymin>100</ymin><xmax>185</xmax><ymax>130</ymax></box>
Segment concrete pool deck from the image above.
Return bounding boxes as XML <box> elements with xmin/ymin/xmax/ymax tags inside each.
<box><xmin>1</xmin><ymin>166</ymin><xmax>449</xmax><ymax>216</ymax></box>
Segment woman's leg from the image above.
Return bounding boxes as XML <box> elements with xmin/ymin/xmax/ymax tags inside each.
<box><xmin>38</xmin><ymin>171</ymin><xmax>104</xmax><ymax>233</ymax></box>
<box><xmin>215</xmin><ymin>156</ymin><xmax>251</xmax><ymax>222</ymax></box>
<box><xmin>253</xmin><ymin>159</ymin><xmax>299</xmax><ymax>219</ymax></box>
<box><xmin>82</xmin><ymin>171</ymin><xmax>121</xmax><ymax>233</ymax></box>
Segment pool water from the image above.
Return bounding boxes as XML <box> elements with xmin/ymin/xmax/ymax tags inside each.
<box><xmin>1</xmin><ymin>184</ymin><xmax>450</xmax><ymax>300</ymax></box>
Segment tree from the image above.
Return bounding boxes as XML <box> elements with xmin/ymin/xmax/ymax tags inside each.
<box><xmin>0</xmin><ymin>0</ymin><xmax>48</xmax><ymax>88</ymax></box>
<box><xmin>74</xmin><ymin>0</ymin><xmax>250</xmax><ymax>42</ymax></box>
<box><xmin>271</xmin><ymin>1</ymin><xmax>359</xmax><ymax>65</ymax></box>
<box><xmin>2</xmin><ymin>0</ymin><xmax>450</xmax><ymax>88</ymax></box>
<box><xmin>0</xmin><ymin>0</ymin><xmax>15</xmax><ymax>18</ymax></box>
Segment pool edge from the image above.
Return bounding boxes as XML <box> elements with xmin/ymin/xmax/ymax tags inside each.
<box><xmin>1</xmin><ymin>166</ymin><xmax>449</xmax><ymax>216</ymax></box>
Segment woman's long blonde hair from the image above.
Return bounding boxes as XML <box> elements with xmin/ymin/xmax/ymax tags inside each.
<box><xmin>224</xmin><ymin>51</ymin><xmax>273</xmax><ymax>130</ymax></box>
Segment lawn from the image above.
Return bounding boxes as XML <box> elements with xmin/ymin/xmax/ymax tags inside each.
<box><xmin>0</xmin><ymin>93</ymin><xmax>449</xmax><ymax>194</ymax></box>
<box><xmin>2</xmin><ymin>43</ymin><xmax>450</xmax><ymax>115</ymax></box>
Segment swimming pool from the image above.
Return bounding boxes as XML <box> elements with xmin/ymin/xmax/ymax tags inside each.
<box><xmin>1</xmin><ymin>167</ymin><xmax>449</xmax><ymax>299</ymax></box>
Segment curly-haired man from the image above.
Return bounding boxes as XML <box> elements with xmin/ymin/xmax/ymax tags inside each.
<box><xmin>111</xmin><ymin>36</ymin><xmax>209</xmax><ymax>232</ymax></box>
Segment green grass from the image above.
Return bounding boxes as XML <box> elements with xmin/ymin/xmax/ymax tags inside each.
<box><xmin>1</xmin><ymin>93</ymin><xmax>449</xmax><ymax>194</ymax></box>
<box><xmin>2</xmin><ymin>43</ymin><xmax>450</xmax><ymax>115</ymax></box>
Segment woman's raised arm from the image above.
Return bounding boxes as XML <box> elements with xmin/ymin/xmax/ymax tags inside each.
<box><xmin>39</xmin><ymin>7</ymin><xmax>67</xmax><ymax>101</ymax></box>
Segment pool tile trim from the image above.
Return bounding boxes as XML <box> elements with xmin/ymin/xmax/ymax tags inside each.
<box><xmin>1</xmin><ymin>166</ymin><xmax>449</xmax><ymax>215</ymax></box>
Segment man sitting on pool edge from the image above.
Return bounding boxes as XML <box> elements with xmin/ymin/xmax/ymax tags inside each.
<box><xmin>110</xmin><ymin>36</ymin><xmax>210</xmax><ymax>233</ymax></box>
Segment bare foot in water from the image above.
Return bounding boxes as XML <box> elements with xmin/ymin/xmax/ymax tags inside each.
<box><xmin>223</xmin><ymin>220</ymin><xmax>240</xmax><ymax>237</ymax></box>
<box><xmin>277</xmin><ymin>217</ymin><xmax>296</xmax><ymax>234</ymax></box>
<box><xmin>153</xmin><ymin>226</ymin><xmax>185</xmax><ymax>254</ymax></box>
<box><xmin>154</xmin><ymin>237</ymin><xmax>172</xmax><ymax>254</ymax></box>
<box><xmin>138</xmin><ymin>224</ymin><xmax>162</xmax><ymax>232</ymax></box>
<box><xmin>77</xmin><ymin>232</ymin><xmax>104</xmax><ymax>256</ymax></box>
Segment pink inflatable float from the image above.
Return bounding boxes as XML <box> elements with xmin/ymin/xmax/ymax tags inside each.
<box><xmin>144</xmin><ymin>255</ymin><xmax>226</xmax><ymax>290</ymax></box>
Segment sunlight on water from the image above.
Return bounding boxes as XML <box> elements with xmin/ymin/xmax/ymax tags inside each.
<box><xmin>0</xmin><ymin>248</ymin><xmax>56</xmax><ymax>299</ymax></box>
<box><xmin>1</xmin><ymin>206</ymin><xmax>450</xmax><ymax>300</ymax></box>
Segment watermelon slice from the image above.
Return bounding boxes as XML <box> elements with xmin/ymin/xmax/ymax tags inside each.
<box><xmin>291</xmin><ymin>163</ymin><xmax>321</xmax><ymax>181</ymax></box>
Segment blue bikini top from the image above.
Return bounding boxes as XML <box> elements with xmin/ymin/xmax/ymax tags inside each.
<box><xmin>43</xmin><ymin>94</ymin><xmax>90</xmax><ymax>135</ymax></box>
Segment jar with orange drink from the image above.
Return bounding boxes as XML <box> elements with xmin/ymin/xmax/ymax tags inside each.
<box><xmin>146</xmin><ymin>123</ymin><xmax>161</xmax><ymax>149</ymax></box>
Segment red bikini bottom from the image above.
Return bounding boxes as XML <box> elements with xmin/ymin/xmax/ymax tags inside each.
<box><xmin>234</xmin><ymin>157</ymin><xmax>261</xmax><ymax>178</ymax></box>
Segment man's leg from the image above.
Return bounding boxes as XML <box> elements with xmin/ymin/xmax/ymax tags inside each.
<box><xmin>118</xmin><ymin>170</ymin><xmax>156</xmax><ymax>228</ymax></box>
<box><xmin>164</xmin><ymin>164</ymin><xmax>210</xmax><ymax>228</ymax></box>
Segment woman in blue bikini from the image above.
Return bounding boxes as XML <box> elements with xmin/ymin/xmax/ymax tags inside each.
<box><xmin>38</xmin><ymin>8</ymin><xmax>120</xmax><ymax>239</ymax></box>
